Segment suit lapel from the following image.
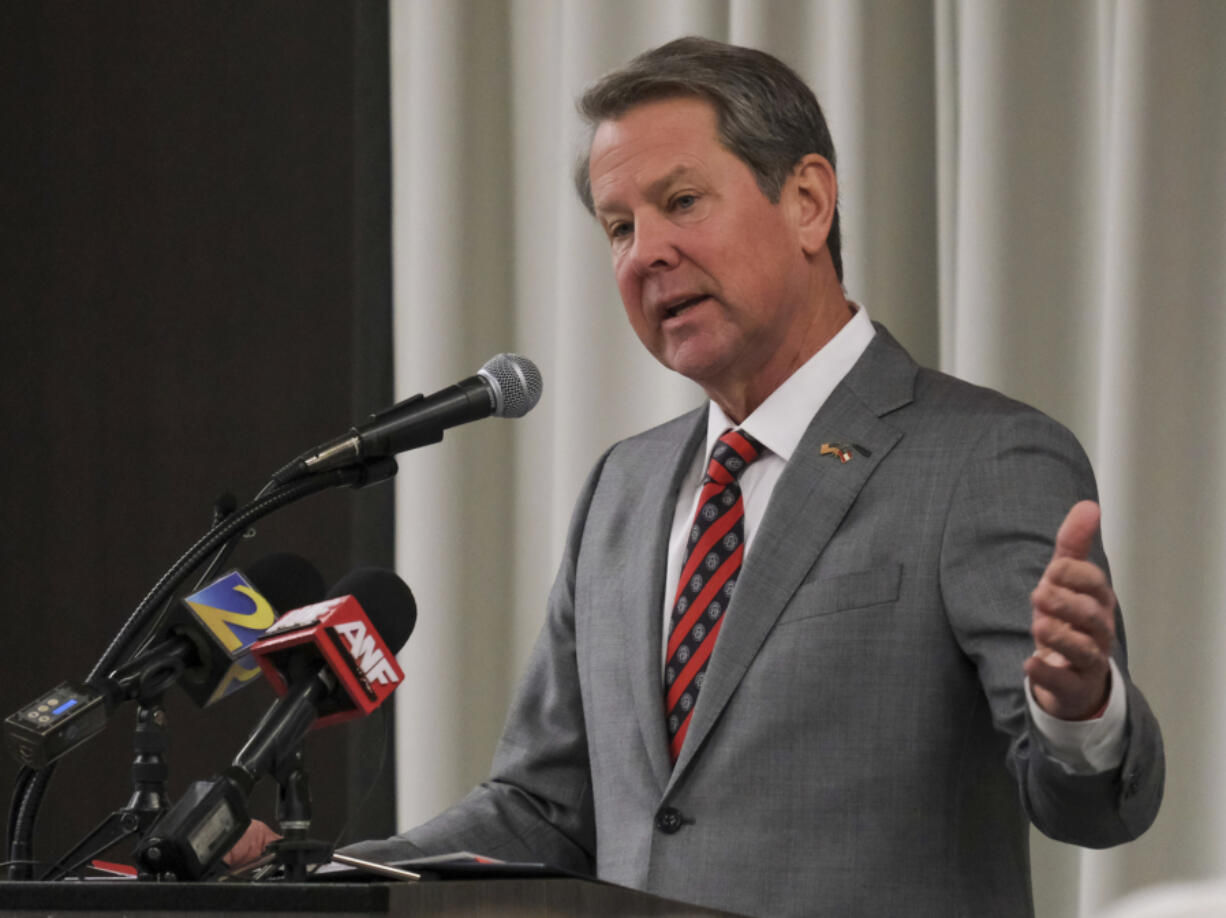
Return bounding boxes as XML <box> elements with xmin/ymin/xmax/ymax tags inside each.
<box><xmin>668</xmin><ymin>327</ymin><xmax>917</xmax><ymax>783</ymax></box>
<box><xmin>622</xmin><ymin>407</ymin><xmax>708</xmax><ymax>792</ymax></box>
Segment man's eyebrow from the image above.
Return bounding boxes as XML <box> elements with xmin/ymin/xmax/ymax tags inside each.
<box><xmin>644</xmin><ymin>164</ymin><xmax>699</xmax><ymax>199</ymax></box>
<box><xmin>594</xmin><ymin>164</ymin><xmax>700</xmax><ymax>219</ymax></box>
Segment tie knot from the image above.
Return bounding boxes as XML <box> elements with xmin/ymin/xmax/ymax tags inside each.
<box><xmin>706</xmin><ymin>428</ymin><xmax>765</xmax><ymax>485</ymax></box>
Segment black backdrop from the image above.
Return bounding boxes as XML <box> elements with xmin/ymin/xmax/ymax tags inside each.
<box><xmin>0</xmin><ymin>0</ymin><xmax>397</xmax><ymax>867</ymax></box>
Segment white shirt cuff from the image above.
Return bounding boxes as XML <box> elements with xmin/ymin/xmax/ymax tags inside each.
<box><xmin>1025</xmin><ymin>658</ymin><xmax>1128</xmax><ymax>774</ymax></box>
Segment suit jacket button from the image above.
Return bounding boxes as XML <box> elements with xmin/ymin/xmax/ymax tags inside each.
<box><xmin>1123</xmin><ymin>771</ymin><xmax>1140</xmax><ymax>798</ymax></box>
<box><xmin>655</xmin><ymin>806</ymin><xmax>684</xmax><ymax>834</ymax></box>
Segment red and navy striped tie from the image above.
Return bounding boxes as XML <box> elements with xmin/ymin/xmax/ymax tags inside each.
<box><xmin>665</xmin><ymin>428</ymin><xmax>764</xmax><ymax>763</ymax></box>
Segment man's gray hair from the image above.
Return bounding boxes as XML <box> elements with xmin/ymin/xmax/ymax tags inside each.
<box><xmin>574</xmin><ymin>36</ymin><xmax>843</xmax><ymax>283</ymax></box>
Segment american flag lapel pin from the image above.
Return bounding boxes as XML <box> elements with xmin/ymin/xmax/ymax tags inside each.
<box><xmin>820</xmin><ymin>442</ymin><xmax>854</xmax><ymax>464</ymax></box>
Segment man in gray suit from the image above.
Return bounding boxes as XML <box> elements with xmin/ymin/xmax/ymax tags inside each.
<box><xmin>343</xmin><ymin>37</ymin><xmax>1164</xmax><ymax>916</ymax></box>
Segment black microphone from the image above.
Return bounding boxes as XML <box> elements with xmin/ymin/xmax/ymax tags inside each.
<box><xmin>3</xmin><ymin>554</ymin><xmax>324</xmax><ymax>770</ymax></box>
<box><xmin>146</xmin><ymin>552</ymin><xmax>326</xmax><ymax>708</ymax></box>
<box><xmin>273</xmin><ymin>353</ymin><xmax>543</xmax><ymax>484</ymax></box>
<box><xmin>133</xmin><ymin>569</ymin><xmax>416</xmax><ymax>880</ymax></box>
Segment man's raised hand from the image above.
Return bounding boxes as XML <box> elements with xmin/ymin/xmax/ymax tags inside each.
<box><xmin>1024</xmin><ymin>500</ymin><xmax>1116</xmax><ymax>720</ymax></box>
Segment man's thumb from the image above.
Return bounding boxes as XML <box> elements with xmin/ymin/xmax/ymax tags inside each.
<box><xmin>1052</xmin><ymin>500</ymin><xmax>1100</xmax><ymax>562</ymax></box>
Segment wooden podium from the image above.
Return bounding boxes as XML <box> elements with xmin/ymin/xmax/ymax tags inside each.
<box><xmin>0</xmin><ymin>879</ymin><xmax>746</xmax><ymax>917</ymax></box>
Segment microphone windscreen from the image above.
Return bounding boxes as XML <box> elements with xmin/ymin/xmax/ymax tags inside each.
<box><xmin>244</xmin><ymin>552</ymin><xmax>326</xmax><ymax>614</ymax></box>
<box><xmin>326</xmin><ymin>568</ymin><xmax>417</xmax><ymax>654</ymax></box>
<box><xmin>479</xmin><ymin>353</ymin><xmax>543</xmax><ymax>419</ymax></box>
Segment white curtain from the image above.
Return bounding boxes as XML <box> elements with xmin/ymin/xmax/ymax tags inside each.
<box><xmin>387</xmin><ymin>2</ymin><xmax>1226</xmax><ymax>915</ymax></box>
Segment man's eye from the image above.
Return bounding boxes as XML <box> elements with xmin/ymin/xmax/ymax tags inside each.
<box><xmin>608</xmin><ymin>222</ymin><xmax>632</xmax><ymax>239</ymax></box>
<box><xmin>673</xmin><ymin>194</ymin><xmax>697</xmax><ymax>210</ymax></box>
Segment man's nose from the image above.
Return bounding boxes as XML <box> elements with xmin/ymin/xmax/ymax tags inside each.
<box><xmin>629</xmin><ymin>212</ymin><xmax>679</xmax><ymax>274</ymax></box>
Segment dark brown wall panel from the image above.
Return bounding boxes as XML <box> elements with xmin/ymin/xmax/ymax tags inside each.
<box><xmin>1</xmin><ymin>0</ymin><xmax>394</xmax><ymax>867</ymax></box>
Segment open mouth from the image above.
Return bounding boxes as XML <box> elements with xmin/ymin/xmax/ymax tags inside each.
<box><xmin>663</xmin><ymin>295</ymin><xmax>707</xmax><ymax>319</ymax></box>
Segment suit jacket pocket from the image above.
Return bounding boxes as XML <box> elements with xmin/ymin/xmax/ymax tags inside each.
<box><xmin>776</xmin><ymin>563</ymin><xmax>902</xmax><ymax>625</ymax></box>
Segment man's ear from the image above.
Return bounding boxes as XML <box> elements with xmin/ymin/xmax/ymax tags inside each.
<box><xmin>791</xmin><ymin>154</ymin><xmax>837</xmax><ymax>257</ymax></box>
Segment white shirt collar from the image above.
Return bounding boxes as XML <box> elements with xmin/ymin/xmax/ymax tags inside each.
<box><xmin>705</xmin><ymin>303</ymin><xmax>876</xmax><ymax>462</ymax></box>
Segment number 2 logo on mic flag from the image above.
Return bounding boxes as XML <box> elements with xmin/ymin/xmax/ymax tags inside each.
<box><xmin>185</xmin><ymin>572</ymin><xmax>277</xmax><ymax>656</ymax></box>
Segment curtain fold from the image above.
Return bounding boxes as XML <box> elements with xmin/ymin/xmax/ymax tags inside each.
<box><xmin>388</xmin><ymin>2</ymin><xmax>1226</xmax><ymax>913</ymax></box>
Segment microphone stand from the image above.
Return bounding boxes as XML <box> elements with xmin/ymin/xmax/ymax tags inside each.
<box><xmin>37</xmin><ymin>628</ymin><xmax>198</xmax><ymax>880</ymax></box>
<box><xmin>40</xmin><ymin>694</ymin><xmax>173</xmax><ymax>880</ymax></box>
<box><xmin>6</xmin><ymin>458</ymin><xmax>397</xmax><ymax>879</ymax></box>
<box><xmin>267</xmin><ymin>747</ymin><xmax>331</xmax><ymax>882</ymax></box>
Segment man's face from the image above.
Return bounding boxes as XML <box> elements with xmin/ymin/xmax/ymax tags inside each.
<box><xmin>587</xmin><ymin>96</ymin><xmax>815</xmax><ymax>397</ymax></box>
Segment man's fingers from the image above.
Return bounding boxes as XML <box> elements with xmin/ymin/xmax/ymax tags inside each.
<box><xmin>1032</xmin><ymin>615</ymin><xmax>1110</xmax><ymax>668</ymax></box>
<box><xmin>1051</xmin><ymin>499</ymin><xmax>1100</xmax><ymax>563</ymax></box>
<box><xmin>1025</xmin><ymin>651</ymin><xmax>1111</xmax><ymax>720</ymax></box>
<box><xmin>1041</xmin><ymin>558</ymin><xmax>1115</xmax><ymax>611</ymax></box>
<box><xmin>1031</xmin><ymin>580</ymin><xmax>1115</xmax><ymax>647</ymax></box>
<box><xmin>1025</xmin><ymin>653</ymin><xmax>1083</xmax><ymax>694</ymax></box>
<box><xmin>222</xmin><ymin>819</ymin><xmax>281</xmax><ymax>869</ymax></box>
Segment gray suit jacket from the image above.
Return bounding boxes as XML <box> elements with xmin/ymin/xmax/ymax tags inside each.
<box><xmin>346</xmin><ymin>327</ymin><xmax>1163</xmax><ymax>917</ymax></box>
